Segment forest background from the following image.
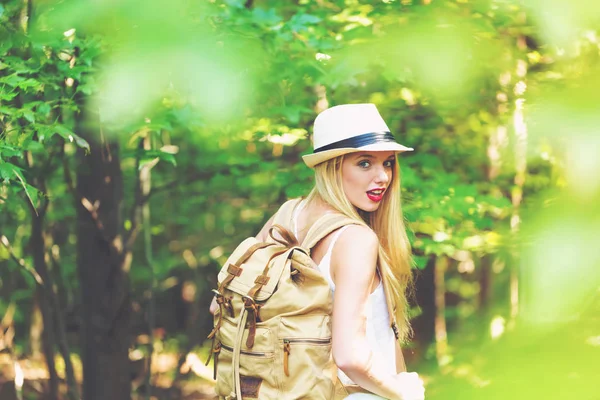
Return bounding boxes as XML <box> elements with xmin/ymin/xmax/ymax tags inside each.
<box><xmin>1</xmin><ymin>0</ymin><xmax>599</xmax><ymax>399</ymax></box>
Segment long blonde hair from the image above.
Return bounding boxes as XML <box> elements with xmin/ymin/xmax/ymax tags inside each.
<box><xmin>305</xmin><ymin>155</ymin><xmax>413</xmax><ymax>341</ymax></box>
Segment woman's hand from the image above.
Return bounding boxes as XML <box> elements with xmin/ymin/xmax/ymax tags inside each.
<box><xmin>390</xmin><ymin>372</ymin><xmax>425</xmax><ymax>400</ymax></box>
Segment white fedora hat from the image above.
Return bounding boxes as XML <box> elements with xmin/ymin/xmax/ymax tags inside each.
<box><xmin>302</xmin><ymin>103</ymin><xmax>414</xmax><ymax>168</ymax></box>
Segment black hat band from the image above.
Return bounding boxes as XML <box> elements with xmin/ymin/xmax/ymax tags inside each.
<box><xmin>313</xmin><ymin>131</ymin><xmax>397</xmax><ymax>153</ymax></box>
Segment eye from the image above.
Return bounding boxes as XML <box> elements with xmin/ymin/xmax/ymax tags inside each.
<box><xmin>383</xmin><ymin>159</ymin><xmax>395</xmax><ymax>168</ymax></box>
<box><xmin>358</xmin><ymin>160</ymin><xmax>371</xmax><ymax>169</ymax></box>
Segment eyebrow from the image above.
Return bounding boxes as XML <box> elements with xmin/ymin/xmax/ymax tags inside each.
<box><xmin>354</xmin><ymin>154</ymin><xmax>396</xmax><ymax>160</ymax></box>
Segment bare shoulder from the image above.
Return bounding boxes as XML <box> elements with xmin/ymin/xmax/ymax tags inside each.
<box><xmin>330</xmin><ymin>224</ymin><xmax>379</xmax><ymax>286</ymax></box>
<box><xmin>331</xmin><ymin>224</ymin><xmax>379</xmax><ymax>271</ymax></box>
<box><xmin>336</xmin><ymin>224</ymin><xmax>379</xmax><ymax>253</ymax></box>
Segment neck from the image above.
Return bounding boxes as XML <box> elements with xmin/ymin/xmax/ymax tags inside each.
<box><xmin>305</xmin><ymin>194</ymin><xmax>335</xmax><ymax>216</ymax></box>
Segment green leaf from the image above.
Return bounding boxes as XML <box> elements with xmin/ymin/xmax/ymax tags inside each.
<box><xmin>77</xmin><ymin>82</ymin><xmax>96</xmax><ymax>95</ymax></box>
<box><xmin>289</xmin><ymin>13</ymin><xmax>322</xmax><ymax>32</ymax></box>
<box><xmin>23</xmin><ymin>140</ymin><xmax>45</xmax><ymax>154</ymax></box>
<box><xmin>0</xmin><ymin>163</ymin><xmax>16</xmax><ymax>182</ymax></box>
<box><xmin>0</xmin><ymin>90</ymin><xmax>18</xmax><ymax>101</ymax></box>
<box><xmin>71</xmin><ymin>135</ymin><xmax>91</xmax><ymax>152</ymax></box>
<box><xmin>223</xmin><ymin>0</ymin><xmax>245</xmax><ymax>8</ymax></box>
<box><xmin>11</xmin><ymin>167</ymin><xmax>38</xmax><ymax>209</ymax></box>
<box><xmin>0</xmin><ymin>145</ymin><xmax>23</xmax><ymax>158</ymax></box>
<box><xmin>252</xmin><ymin>8</ymin><xmax>283</xmax><ymax>27</ymax></box>
<box><xmin>413</xmin><ymin>255</ymin><xmax>429</xmax><ymax>270</ymax></box>
<box><xmin>271</xmin><ymin>105</ymin><xmax>312</xmax><ymax>125</ymax></box>
<box><xmin>0</xmin><ymin>74</ymin><xmax>25</xmax><ymax>87</ymax></box>
<box><xmin>137</xmin><ymin>149</ymin><xmax>177</xmax><ymax>169</ymax></box>
<box><xmin>79</xmin><ymin>42</ymin><xmax>103</xmax><ymax>66</ymax></box>
<box><xmin>0</xmin><ymin>162</ymin><xmax>38</xmax><ymax>209</ymax></box>
<box><xmin>156</xmin><ymin>152</ymin><xmax>177</xmax><ymax>167</ymax></box>
<box><xmin>139</xmin><ymin>157</ymin><xmax>160</xmax><ymax>170</ymax></box>
<box><xmin>22</xmin><ymin>110</ymin><xmax>35</xmax><ymax>123</ymax></box>
<box><xmin>0</xmin><ymin>106</ymin><xmax>16</xmax><ymax>116</ymax></box>
<box><xmin>23</xmin><ymin>183</ymin><xmax>40</xmax><ymax>210</ymax></box>
<box><xmin>53</xmin><ymin>124</ymin><xmax>91</xmax><ymax>152</ymax></box>
<box><xmin>18</xmin><ymin>78</ymin><xmax>43</xmax><ymax>91</ymax></box>
<box><xmin>37</xmin><ymin>102</ymin><xmax>51</xmax><ymax>116</ymax></box>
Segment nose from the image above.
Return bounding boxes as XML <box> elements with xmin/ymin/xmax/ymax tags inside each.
<box><xmin>374</xmin><ymin>165</ymin><xmax>390</xmax><ymax>185</ymax></box>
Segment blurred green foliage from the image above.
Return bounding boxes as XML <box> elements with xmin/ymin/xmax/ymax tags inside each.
<box><xmin>1</xmin><ymin>0</ymin><xmax>599</xmax><ymax>398</ymax></box>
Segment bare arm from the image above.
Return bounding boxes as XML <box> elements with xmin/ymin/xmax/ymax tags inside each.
<box><xmin>396</xmin><ymin>339</ymin><xmax>406</xmax><ymax>373</ymax></box>
<box><xmin>331</xmin><ymin>226</ymin><xmax>422</xmax><ymax>400</ymax></box>
<box><xmin>209</xmin><ymin>297</ymin><xmax>218</xmax><ymax>315</ymax></box>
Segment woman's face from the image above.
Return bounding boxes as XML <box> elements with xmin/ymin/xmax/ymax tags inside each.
<box><xmin>341</xmin><ymin>151</ymin><xmax>395</xmax><ymax>212</ymax></box>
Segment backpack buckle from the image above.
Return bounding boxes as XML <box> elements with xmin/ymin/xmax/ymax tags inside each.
<box><xmin>242</xmin><ymin>295</ymin><xmax>256</xmax><ymax>310</ymax></box>
<box><xmin>213</xmin><ymin>289</ymin><xmax>234</xmax><ymax>317</ymax></box>
<box><xmin>242</xmin><ymin>296</ymin><xmax>262</xmax><ymax>348</ymax></box>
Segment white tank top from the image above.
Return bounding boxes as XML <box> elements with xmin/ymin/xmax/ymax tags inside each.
<box><xmin>293</xmin><ymin>200</ymin><xmax>397</xmax><ymax>385</ymax></box>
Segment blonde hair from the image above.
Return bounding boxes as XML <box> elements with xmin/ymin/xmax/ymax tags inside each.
<box><xmin>305</xmin><ymin>155</ymin><xmax>413</xmax><ymax>341</ymax></box>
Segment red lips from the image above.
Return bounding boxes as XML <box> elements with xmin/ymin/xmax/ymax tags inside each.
<box><xmin>366</xmin><ymin>188</ymin><xmax>385</xmax><ymax>202</ymax></box>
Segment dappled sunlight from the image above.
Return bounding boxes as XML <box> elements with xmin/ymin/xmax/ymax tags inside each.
<box><xmin>95</xmin><ymin>50</ymin><xmax>256</xmax><ymax>126</ymax></box>
<box><xmin>1</xmin><ymin>0</ymin><xmax>598</xmax><ymax>399</ymax></box>
<box><xmin>490</xmin><ymin>316</ymin><xmax>506</xmax><ymax>340</ymax></box>
<box><xmin>180</xmin><ymin>353</ymin><xmax>213</xmax><ymax>381</ymax></box>
<box><xmin>335</xmin><ymin>5</ymin><xmax>505</xmax><ymax>104</ymax></box>
<box><xmin>520</xmin><ymin>203</ymin><xmax>600</xmax><ymax>325</ymax></box>
<box><xmin>586</xmin><ymin>335</ymin><xmax>600</xmax><ymax>347</ymax></box>
<box><xmin>34</xmin><ymin>0</ymin><xmax>266</xmax><ymax>128</ymax></box>
<box><xmin>524</xmin><ymin>0</ymin><xmax>600</xmax><ymax>46</ymax></box>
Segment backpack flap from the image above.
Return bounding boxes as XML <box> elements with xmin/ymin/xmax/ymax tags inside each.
<box><xmin>217</xmin><ymin>237</ymin><xmax>297</xmax><ymax>302</ymax></box>
<box><xmin>218</xmin><ymin>200</ymin><xmax>303</xmax><ymax>302</ymax></box>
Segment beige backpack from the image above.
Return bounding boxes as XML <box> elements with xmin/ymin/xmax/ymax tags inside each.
<box><xmin>206</xmin><ymin>198</ymin><xmax>404</xmax><ymax>399</ymax></box>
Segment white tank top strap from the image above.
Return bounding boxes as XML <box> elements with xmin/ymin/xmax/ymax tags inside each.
<box><xmin>317</xmin><ymin>225</ymin><xmax>351</xmax><ymax>290</ymax></box>
<box><xmin>324</xmin><ymin>225</ymin><xmax>350</xmax><ymax>258</ymax></box>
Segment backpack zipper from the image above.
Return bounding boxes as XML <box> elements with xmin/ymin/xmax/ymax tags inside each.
<box><xmin>282</xmin><ymin>338</ymin><xmax>331</xmax><ymax>376</ymax></box>
<box><xmin>220</xmin><ymin>343</ymin><xmax>273</xmax><ymax>357</ymax></box>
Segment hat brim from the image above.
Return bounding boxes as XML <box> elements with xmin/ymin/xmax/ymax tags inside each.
<box><xmin>302</xmin><ymin>142</ymin><xmax>414</xmax><ymax>168</ymax></box>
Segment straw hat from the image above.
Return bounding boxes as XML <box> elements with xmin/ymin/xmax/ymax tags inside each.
<box><xmin>302</xmin><ymin>103</ymin><xmax>413</xmax><ymax>168</ymax></box>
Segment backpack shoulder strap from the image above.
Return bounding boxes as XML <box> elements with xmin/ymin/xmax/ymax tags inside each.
<box><xmin>301</xmin><ymin>213</ymin><xmax>362</xmax><ymax>251</ymax></box>
<box><xmin>271</xmin><ymin>197</ymin><xmax>303</xmax><ymax>230</ymax></box>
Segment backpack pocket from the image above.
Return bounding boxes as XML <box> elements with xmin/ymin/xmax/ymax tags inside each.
<box><xmin>278</xmin><ymin>315</ymin><xmax>336</xmax><ymax>399</ymax></box>
<box><xmin>215</xmin><ymin>319</ymin><xmax>279</xmax><ymax>399</ymax></box>
<box><xmin>216</xmin><ymin>343</ymin><xmax>278</xmax><ymax>399</ymax></box>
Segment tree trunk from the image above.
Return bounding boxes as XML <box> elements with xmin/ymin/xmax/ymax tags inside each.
<box><xmin>75</xmin><ymin>105</ymin><xmax>131</xmax><ymax>400</ymax></box>
<box><xmin>29</xmin><ymin>299</ymin><xmax>43</xmax><ymax>360</ymax></box>
<box><xmin>484</xmin><ymin>79</ymin><xmax>508</xmax><ymax>315</ymax></box>
<box><xmin>433</xmin><ymin>256</ymin><xmax>448</xmax><ymax>367</ymax></box>
<box><xmin>141</xmin><ymin>136</ymin><xmax>155</xmax><ymax>400</ymax></box>
<box><xmin>510</xmin><ymin>28</ymin><xmax>529</xmax><ymax>324</ymax></box>
<box><xmin>410</xmin><ymin>256</ymin><xmax>435</xmax><ymax>362</ymax></box>
<box><xmin>478</xmin><ymin>255</ymin><xmax>493</xmax><ymax>311</ymax></box>
<box><xmin>31</xmin><ymin>215</ymin><xmax>60</xmax><ymax>400</ymax></box>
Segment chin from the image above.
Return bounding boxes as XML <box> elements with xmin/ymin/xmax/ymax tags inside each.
<box><xmin>357</xmin><ymin>202</ymin><xmax>381</xmax><ymax>213</ymax></box>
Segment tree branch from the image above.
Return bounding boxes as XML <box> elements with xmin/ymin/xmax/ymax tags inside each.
<box><xmin>62</xmin><ymin>144</ymin><xmax>78</xmax><ymax>203</ymax></box>
<box><xmin>123</xmin><ymin>139</ymin><xmax>144</xmax><ymax>253</ymax></box>
<box><xmin>0</xmin><ymin>235</ymin><xmax>43</xmax><ymax>286</ymax></box>
<box><xmin>142</xmin><ymin>165</ymin><xmax>253</xmax><ymax>205</ymax></box>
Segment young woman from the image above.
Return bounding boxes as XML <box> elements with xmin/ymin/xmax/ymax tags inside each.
<box><xmin>211</xmin><ymin>104</ymin><xmax>424</xmax><ymax>400</ymax></box>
